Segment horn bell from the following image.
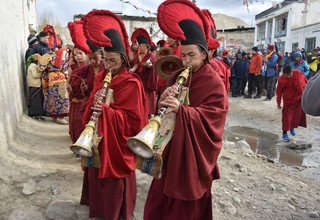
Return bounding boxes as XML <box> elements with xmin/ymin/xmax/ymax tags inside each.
<box><xmin>70</xmin><ymin>121</ymin><xmax>94</xmax><ymax>157</ymax></box>
<box><xmin>127</xmin><ymin>116</ymin><xmax>161</xmax><ymax>158</ymax></box>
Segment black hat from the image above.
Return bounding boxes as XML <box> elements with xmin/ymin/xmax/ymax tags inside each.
<box><xmin>27</xmin><ymin>35</ymin><xmax>38</xmax><ymax>45</ymax></box>
<box><xmin>242</xmin><ymin>51</ymin><xmax>247</xmax><ymax>56</ymax></box>
<box><xmin>36</xmin><ymin>31</ymin><xmax>49</xmax><ymax>40</ymax></box>
<box><xmin>252</xmin><ymin>46</ymin><xmax>259</xmax><ymax>52</ymax></box>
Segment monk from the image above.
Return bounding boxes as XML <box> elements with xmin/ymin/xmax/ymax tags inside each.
<box><xmin>131</xmin><ymin>28</ymin><xmax>158</xmax><ymax>116</ymax></box>
<box><xmin>276</xmin><ymin>65</ymin><xmax>307</xmax><ymax>142</ymax></box>
<box><xmin>67</xmin><ymin>47</ymin><xmax>87</xmax><ymax>143</ymax></box>
<box><xmin>144</xmin><ymin>1</ymin><xmax>228</xmax><ymax>219</ymax></box>
<box><xmin>80</xmin><ymin>10</ymin><xmax>148</xmax><ymax>219</ymax></box>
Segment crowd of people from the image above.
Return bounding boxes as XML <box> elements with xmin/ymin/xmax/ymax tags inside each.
<box><xmin>23</xmin><ymin>0</ymin><xmax>319</xmax><ymax>219</ymax></box>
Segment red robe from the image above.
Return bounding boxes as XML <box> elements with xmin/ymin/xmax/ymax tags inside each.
<box><xmin>68</xmin><ymin>63</ymin><xmax>87</xmax><ymax>143</ymax></box>
<box><xmin>276</xmin><ymin>70</ymin><xmax>307</xmax><ymax>131</ymax></box>
<box><xmin>81</xmin><ymin>68</ymin><xmax>148</xmax><ymax>219</ymax></box>
<box><xmin>210</xmin><ymin>58</ymin><xmax>230</xmax><ymax>94</ymax></box>
<box><xmin>144</xmin><ymin>63</ymin><xmax>228</xmax><ymax>220</ymax></box>
<box><xmin>135</xmin><ymin>51</ymin><xmax>158</xmax><ymax>116</ymax></box>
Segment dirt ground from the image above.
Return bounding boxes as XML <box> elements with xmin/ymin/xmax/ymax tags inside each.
<box><xmin>0</xmin><ymin>96</ymin><xmax>319</xmax><ymax>220</ymax></box>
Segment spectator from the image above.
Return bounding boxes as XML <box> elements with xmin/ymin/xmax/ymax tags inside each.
<box><xmin>245</xmin><ymin>46</ymin><xmax>263</xmax><ymax>98</ymax></box>
<box><xmin>30</xmin><ymin>31</ymin><xmax>51</xmax><ymax>56</ymax></box>
<box><xmin>264</xmin><ymin>44</ymin><xmax>278</xmax><ymax>100</ymax></box>
<box><xmin>289</xmin><ymin>51</ymin><xmax>309</xmax><ymax>78</ymax></box>
<box><xmin>25</xmin><ymin>36</ymin><xmax>38</xmax><ymax>62</ymax></box>
<box><xmin>306</xmin><ymin>48</ymin><xmax>319</xmax><ymax>79</ymax></box>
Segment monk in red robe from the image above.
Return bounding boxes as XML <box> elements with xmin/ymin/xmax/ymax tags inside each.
<box><xmin>79</xmin><ymin>10</ymin><xmax>148</xmax><ymax>220</ymax></box>
<box><xmin>144</xmin><ymin>1</ymin><xmax>228</xmax><ymax>219</ymax></box>
<box><xmin>202</xmin><ymin>9</ymin><xmax>230</xmax><ymax>94</ymax></box>
<box><xmin>131</xmin><ymin>28</ymin><xmax>159</xmax><ymax>116</ymax></box>
<box><xmin>276</xmin><ymin>65</ymin><xmax>307</xmax><ymax>142</ymax></box>
<box><xmin>67</xmin><ymin>47</ymin><xmax>87</xmax><ymax>143</ymax></box>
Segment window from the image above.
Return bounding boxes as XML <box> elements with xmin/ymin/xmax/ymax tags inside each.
<box><xmin>305</xmin><ymin>38</ymin><xmax>316</xmax><ymax>53</ymax></box>
<box><xmin>292</xmin><ymin>43</ymin><xmax>299</xmax><ymax>52</ymax></box>
<box><xmin>257</xmin><ymin>23</ymin><xmax>265</xmax><ymax>40</ymax></box>
<box><xmin>275</xmin><ymin>15</ymin><xmax>287</xmax><ymax>38</ymax></box>
<box><xmin>276</xmin><ymin>42</ymin><xmax>285</xmax><ymax>53</ymax></box>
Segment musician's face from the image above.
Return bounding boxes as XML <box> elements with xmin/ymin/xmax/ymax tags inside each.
<box><xmin>73</xmin><ymin>48</ymin><xmax>86</xmax><ymax>63</ymax></box>
<box><xmin>181</xmin><ymin>45</ymin><xmax>207</xmax><ymax>71</ymax></box>
<box><xmin>103</xmin><ymin>51</ymin><xmax>124</xmax><ymax>72</ymax></box>
<box><xmin>89</xmin><ymin>51</ymin><xmax>103</xmax><ymax>67</ymax></box>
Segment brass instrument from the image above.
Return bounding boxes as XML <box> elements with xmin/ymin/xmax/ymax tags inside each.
<box><xmin>156</xmin><ymin>47</ymin><xmax>173</xmax><ymax>60</ymax></box>
<box><xmin>127</xmin><ymin>65</ymin><xmax>192</xmax><ymax>158</ymax></box>
<box><xmin>70</xmin><ymin>69</ymin><xmax>113</xmax><ymax>157</ymax></box>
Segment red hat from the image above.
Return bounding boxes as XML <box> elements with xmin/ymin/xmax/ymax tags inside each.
<box><xmin>82</xmin><ymin>10</ymin><xmax>130</xmax><ymax>60</ymax></box>
<box><xmin>202</xmin><ymin>9</ymin><xmax>220</xmax><ymax>51</ymax></box>
<box><xmin>157</xmin><ymin>39</ymin><xmax>169</xmax><ymax>48</ymax></box>
<box><xmin>222</xmin><ymin>49</ymin><xmax>230</xmax><ymax>55</ymax></box>
<box><xmin>68</xmin><ymin>20</ymin><xmax>100</xmax><ymax>54</ymax></box>
<box><xmin>131</xmin><ymin>28</ymin><xmax>152</xmax><ymax>46</ymax></box>
<box><xmin>267</xmin><ymin>44</ymin><xmax>275</xmax><ymax>51</ymax></box>
<box><xmin>157</xmin><ymin>0</ymin><xmax>210</xmax><ymax>52</ymax></box>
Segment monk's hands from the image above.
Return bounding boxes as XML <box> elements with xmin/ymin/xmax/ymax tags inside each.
<box><xmin>92</xmin><ymin>89</ymin><xmax>106</xmax><ymax>116</ymax></box>
<box><xmin>159</xmin><ymin>85</ymin><xmax>180</xmax><ymax>114</ymax></box>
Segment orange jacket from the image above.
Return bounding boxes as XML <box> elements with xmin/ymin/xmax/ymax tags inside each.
<box><xmin>249</xmin><ymin>53</ymin><xmax>262</xmax><ymax>75</ymax></box>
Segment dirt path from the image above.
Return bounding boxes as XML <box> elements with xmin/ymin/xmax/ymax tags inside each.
<box><xmin>0</xmin><ymin>97</ymin><xmax>319</xmax><ymax>219</ymax></box>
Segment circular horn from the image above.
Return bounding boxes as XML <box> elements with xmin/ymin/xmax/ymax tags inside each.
<box><xmin>156</xmin><ymin>47</ymin><xmax>173</xmax><ymax>60</ymax></box>
<box><xmin>155</xmin><ymin>55</ymin><xmax>183</xmax><ymax>80</ymax></box>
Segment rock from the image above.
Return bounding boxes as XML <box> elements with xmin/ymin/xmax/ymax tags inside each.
<box><xmin>267</xmin><ymin>158</ymin><xmax>275</xmax><ymax>163</ymax></box>
<box><xmin>285</xmin><ymin>141</ymin><xmax>312</xmax><ymax>150</ymax></box>
<box><xmin>235</xmin><ymin>140</ymin><xmax>254</xmax><ymax>155</ymax></box>
<box><xmin>233</xmin><ymin>187</ymin><xmax>240</xmax><ymax>192</ymax></box>
<box><xmin>46</xmin><ymin>200</ymin><xmax>76</xmax><ymax>219</ymax></box>
<box><xmin>257</xmin><ymin>154</ymin><xmax>267</xmax><ymax>160</ymax></box>
<box><xmin>224</xmin><ymin>141</ymin><xmax>236</xmax><ymax>149</ymax></box>
<box><xmin>309</xmin><ymin>211</ymin><xmax>319</xmax><ymax>218</ymax></box>
<box><xmin>219</xmin><ymin>200</ymin><xmax>237</xmax><ymax>215</ymax></box>
<box><xmin>50</xmin><ymin>185</ymin><xmax>60</xmax><ymax>195</ymax></box>
<box><xmin>234</xmin><ymin>163</ymin><xmax>242</xmax><ymax>168</ymax></box>
<box><xmin>233</xmin><ymin>197</ymin><xmax>241</xmax><ymax>205</ymax></box>
<box><xmin>269</xmin><ymin>184</ymin><xmax>276</xmax><ymax>191</ymax></box>
<box><xmin>288</xmin><ymin>204</ymin><xmax>296</xmax><ymax>211</ymax></box>
<box><xmin>220</xmin><ymin>155</ymin><xmax>232</xmax><ymax>160</ymax></box>
<box><xmin>224</xmin><ymin>191</ymin><xmax>232</xmax><ymax>197</ymax></box>
<box><xmin>76</xmin><ymin>205</ymin><xmax>89</xmax><ymax>220</ymax></box>
<box><xmin>239</xmin><ymin>167</ymin><xmax>246</xmax><ymax>172</ymax></box>
<box><xmin>289</xmin><ymin>196</ymin><xmax>299</xmax><ymax>206</ymax></box>
<box><xmin>22</xmin><ymin>179</ymin><xmax>36</xmax><ymax>196</ymax></box>
<box><xmin>278</xmin><ymin>187</ymin><xmax>287</xmax><ymax>193</ymax></box>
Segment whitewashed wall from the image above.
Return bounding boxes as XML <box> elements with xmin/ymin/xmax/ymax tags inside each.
<box><xmin>0</xmin><ymin>0</ymin><xmax>36</xmax><ymax>153</ymax></box>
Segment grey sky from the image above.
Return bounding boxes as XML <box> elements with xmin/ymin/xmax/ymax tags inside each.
<box><xmin>36</xmin><ymin>0</ymin><xmax>273</xmax><ymax>27</ymax></box>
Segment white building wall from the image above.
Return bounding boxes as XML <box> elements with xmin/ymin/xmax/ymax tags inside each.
<box><xmin>0</xmin><ymin>0</ymin><xmax>36</xmax><ymax>153</ymax></box>
<box><xmin>255</xmin><ymin>1</ymin><xmax>320</xmax><ymax>52</ymax></box>
<box><xmin>122</xmin><ymin>19</ymin><xmax>165</xmax><ymax>44</ymax></box>
<box><xmin>291</xmin><ymin>23</ymin><xmax>320</xmax><ymax>50</ymax></box>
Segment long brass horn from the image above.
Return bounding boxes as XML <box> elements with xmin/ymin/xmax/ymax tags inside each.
<box><xmin>70</xmin><ymin>69</ymin><xmax>113</xmax><ymax>157</ymax></box>
<box><xmin>127</xmin><ymin>65</ymin><xmax>192</xmax><ymax>158</ymax></box>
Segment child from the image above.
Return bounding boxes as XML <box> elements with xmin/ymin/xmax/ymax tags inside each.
<box><xmin>276</xmin><ymin>65</ymin><xmax>307</xmax><ymax>142</ymax></box>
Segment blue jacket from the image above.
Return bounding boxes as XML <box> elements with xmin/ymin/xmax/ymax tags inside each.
<box><xmin>266</xmin><ymin>53</ymin><xmax>278</xmax><ymax>77</ymax></box>
<box><xmin>289</xmin><ymin>52</ymin><xmax>310</xmax><ymax>77</ymax></box>
<box><xmin>231</xmin><ymin>58</ymin><xmax>242</xmax><ymax>78</ymax></box>
<box><xmin>30</xmin><ymin>41</ymin><xmax>51</xmax><ymax>56</ymax></box>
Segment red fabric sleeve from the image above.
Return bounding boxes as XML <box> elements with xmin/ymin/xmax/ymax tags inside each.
<box><xmin>276</xmin><ymin>76</ymin><xmax>284</xmax><ymax>106</ymax></box>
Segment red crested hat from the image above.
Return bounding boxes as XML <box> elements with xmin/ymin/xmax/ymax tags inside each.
<box><xmin>202</xmin><ymin>9</ymin><xmax>220</xmax><ymax>51</ymax></box>
<box><xmin>82</xmin><ymin>10</ymin><xmax>130</xmax><ymax>60</ymax></box>
<box><xmin>157</xmin><ymin>39</ymin><xmax>169</xmax><ymax>48</ymax></box>
<box><xmin>68</xmin><ymin>20</ymin><xmax>102</xmax><ymax>54</ymax></box>
<box><xmin>131</xmin><ymin>28</ymin><xmax>152</xmax><ymax>46</ymax></box>
<box><xmin>43</xmin><ymin>24</ymin><xmax>55</xmax><ymax>34</ymax></box>
<box><xmin>157</xmin><ymin>0</ymin><xmax>210</xmax><ymax>52</ymax></box>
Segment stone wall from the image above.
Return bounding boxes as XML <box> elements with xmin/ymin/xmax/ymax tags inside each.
<box><xmin>0</xmin><ymin>0</ymin><xmax>36</xmax><ymax>153</ymax></box>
